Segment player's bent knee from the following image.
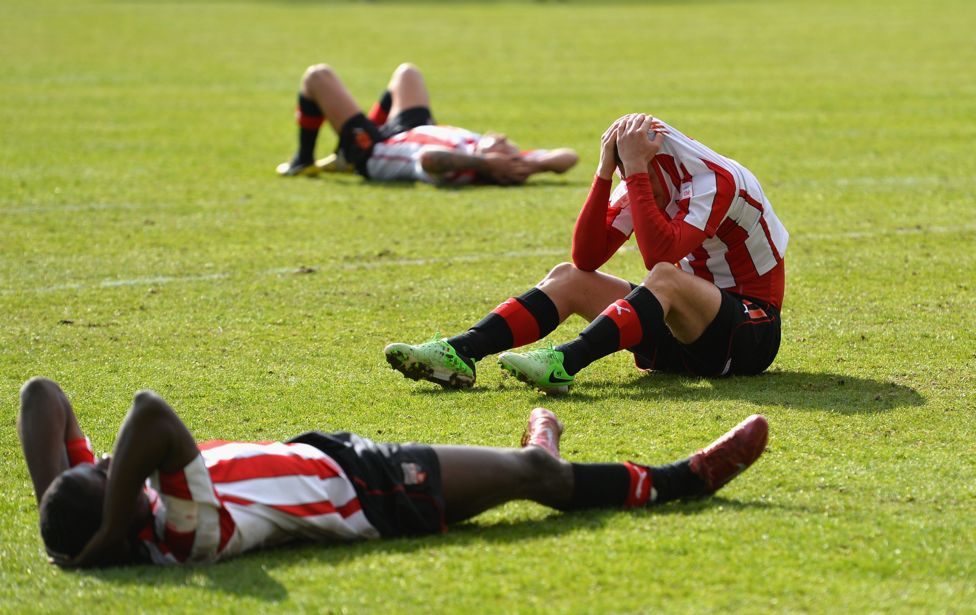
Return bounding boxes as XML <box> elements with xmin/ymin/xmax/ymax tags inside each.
<box><xmin>518</xmin><ymin>446</ymin><xmax>562</xmax><ymax>480</ymax></box>
<box><xmin>304</xmin><ymin>63</ymin><xmax>336</xmax><ymax>85</ymax></box>
<box><xmin>544</xmin><ymin>261</ymin><xmax>585</xmax><ymax>284</ymax></box>
<box><xmin>394</xmin><ymin>62</ymin><xmax>420</xmax><ymax>77</ymax></box>
<box><xmin>642</xmin><ymin>262</ymin><xmax>681</xmax><ymax>293</ymax></box>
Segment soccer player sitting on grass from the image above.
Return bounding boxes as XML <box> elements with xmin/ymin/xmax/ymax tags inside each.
<box><xmin>276</xmin><ymin>62</ymin><xmax>578</xmax><ymax>186</ymax></box>
<box><xmin>19</xmin><ymin>377</ymin><xmax>767</xmax><ymax>567</ymax></box>
<box><xmin>385</xmin><ymin>113</ymin><xmax>789</xmax><ymax>392</ymax></box>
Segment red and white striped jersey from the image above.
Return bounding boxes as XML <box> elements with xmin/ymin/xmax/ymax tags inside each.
<box><xmin>606</xmin><ymin>118</ymin><xmax>789</xmax><ymax>306</ymax></box>
<box><xmin>138</xmin><ymin>440</ymin><xmax>377</xmax><ymax>565</ymax></box>
<box><xmin>367</xmin><ymin>124</ymin><xmax>481</xmax><ymax>185</ymax></box>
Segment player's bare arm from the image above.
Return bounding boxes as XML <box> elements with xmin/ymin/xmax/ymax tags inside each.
<box><xmin>62</xmin><ymin>392</ymin><xmax>199</xmax><ymax>568</ymax></box>
<box><xmin>420</xmin><ymin>149</ymin><xmax>533</xmax><ymax>185</ymax></box>
<box><xmin>525</xmin><ymin>148</ymin><xmax>579</xmax><ymax>174</ymax></box>
<box><xmin>18</xmin><ymin>378</ymin><xmax>89</xmax><ymax>502</ymax></box>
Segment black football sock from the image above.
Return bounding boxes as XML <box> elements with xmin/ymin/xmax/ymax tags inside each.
<box><xmin>558</xmin><ymin>286</ymin><xmax>666</xmax><ymax>375</ymax></box>
<box><xmin>557</xmin><ymin>463</ymin><xmax>631</xmax><ymax>511</ymax></box>
<box><xmin>648</xmin><ymin>460</ymin><xmax>707</xmax><ymax>504</ymax></box>
<box><xmin>448</xmin><ymin>288</ymin><xmax>559</xmax><ymax>362</ymax></box>
<box><xmin>294</xmin><ymin>94</ymin><xmax>325</xmax><ymax>164</ymax></box>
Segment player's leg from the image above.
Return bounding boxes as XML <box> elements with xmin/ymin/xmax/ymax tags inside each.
<box><xmin>383</xmin><ymin>263</ymin><xmax>629</xmax><ymax>389</ymax></box>
<box><xmin>500</xmin><ymin>263</ymin><xmax>722</xmax><ymax>390</ymax></box>
<box><xmin>278</xmin><ymin>63</ymin><xmax>365</xmax><ymax>176</ymax></box>
<box><xmin>436</xmin><ymin>410</ymin><xmax>769</xmax><ymax>524</ymax></box>
<box><xmin>18</xmin><ymin>378</ymin><xmax>94</xmax><ymax>502</ymax></box>
<box><xmin>385</xmin><ymin>62</ymin><xmax>431</xmax><ymax>120</ymax></box>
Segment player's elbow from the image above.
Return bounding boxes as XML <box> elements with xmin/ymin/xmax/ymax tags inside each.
<box><xmin>570</xmin><ymin>251</ymin><xmax>599</xmax><ymax>272</ymax></box>
<box><xmin>130</xmin><ymin>390</ymin><xmax>174</xmax><ymax>424</ymax></box>
<box><xmin>20</xmin><ymin>377</ymin><xmax>60</xmax><ymax>406</ymax></box>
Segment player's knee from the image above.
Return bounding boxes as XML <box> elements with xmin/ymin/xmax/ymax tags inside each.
<box><xmin>20</xmin><ymin>377</ymin><xmax>59</xmax><ymax>405</ymax></box>
<box><xmin>642</xmin><ymin>262</ymin><xmax>681</xmax><ymax>295</ymax></box>
<box><xmin>390</xmin><ymin>62</ymin><xmax>423</xmax><ymax>90</ymax></box>
<box><xmin>518</xmin><ymin>446</ymin><xmax>563</xmax><ymax>481</ymax></box>
<box><xmin>394</xmin><ymin>62</ymin><xmax>421</xmax><ymax>78</ymax></box>
<box><xmin>303</xmin><ymin>63</ymin><xmax>336</xmax><ymax>86</ymax></box>
<box><xmin>544</xmin><ymin>262</ymin><xmax>584</xmax><ymax>284</ymax></box>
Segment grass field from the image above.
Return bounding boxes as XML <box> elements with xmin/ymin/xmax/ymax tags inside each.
<box><xmin>2</xmin><ymin>0</ymin><xmax>975</xmax><ymax>612</ymax></box>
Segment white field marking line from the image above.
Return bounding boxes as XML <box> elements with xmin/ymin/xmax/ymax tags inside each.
<box><xmin>1</xmin><ymin>203</ymin><xmax>148</xmax><ymax>215</ymax></box>
<box><xmin>2</xmin><ymin>175</ymin><xmax>973</xmax><ymax>216</ymax></box>
<box><xmin>4</xmin><ymin>224</ymin><xmax>975</xmax><ymax>297</ymax></box>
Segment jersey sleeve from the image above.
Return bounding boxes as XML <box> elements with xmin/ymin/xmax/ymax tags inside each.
<box><xmin>149</xmin><ymin>453</ymin><xmax>235</xmax><ymax>564</ymax></box>
<box><xmin>625</xmin><ymin>173</ymin><xmax>708</xmax><ymax>269</ymax></box>
<box><xmin>571</xmin><ymin>176</ymin><xmax>629</xmax><ymax>271</ymax></box>
<box><xmin>65</xmin><ymin>436</ymin><xmax>95</xmax><ymax>466</ymax></box>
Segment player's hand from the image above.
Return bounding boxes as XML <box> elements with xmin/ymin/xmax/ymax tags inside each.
<box><xmin>616</xmin><ymin>114</ymin><xmax>665</xmax><ymax>177</ymax></box>
<box><xmin>51</xmin><ymin>525</ymin><xmax>126</xmax><ymax>568</ymax></box>
<box><xmin>483</xmin><ymin>153</ymin><xmax>533</xmax><ymax>185</ymax></box>
<box><xmin>597</xmin><ymin>120</ymin><xmax>621</xmax><ymax>180</ymax></box>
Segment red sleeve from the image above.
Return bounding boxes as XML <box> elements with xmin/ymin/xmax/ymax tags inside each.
<box><xmin>65</xmin><ymin>436</ymin><xmax>95</xmax><ymax>466</ymax></box>
<box><xmin>571</xmin><ymin>175</ymin><xmax>629</xmax><ymax>271</ymax></box>
<box><xmin>625</xmin><ymin>173</ymin><xmax>708</xmax><ymax>270</ymax></box>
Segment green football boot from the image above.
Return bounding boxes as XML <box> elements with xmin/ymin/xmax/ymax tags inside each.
<box><xmin>498</xmin><ymin>347</ymin><xmax>574</xmax><ymax>394</ymax></box>
<box><xmin>384</xmin><ymin>338</ymin><xmax>476</xmax><ymax>389</ymax></box>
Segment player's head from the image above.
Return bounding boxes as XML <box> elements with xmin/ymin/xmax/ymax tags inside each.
<box><xmin>38</xmin><ymin>456</ymin><xmax>151</xmax><ymax>565</ymax></box>
<box><xmin>39</xmin><ymin>462</ymin><xmax>107</xmax><ymax>560</ymax></box>
<box><xmin>476</xmin><ymin>132</ymin><xmax>520</xmax><ymax>157</ymax></box>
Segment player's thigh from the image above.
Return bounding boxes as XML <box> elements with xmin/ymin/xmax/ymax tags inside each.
<box><xmin>301</xmin><ymin>65</ymin><xmax>363</xmax><ymax>133</ymax></box>
<box><xmin>537</xmin><ymin>265</ymin><xmax>632</xmax><ymax>321</ymax></box>
<box><xmin>387</xmin><ymin>63</ymin><xmax>430</xmax><ymax>118</ymax></box>
<box><xmin>642</xmin><ymin>265</ymin><xmax>722</xmax><ymax>343</ymax></box>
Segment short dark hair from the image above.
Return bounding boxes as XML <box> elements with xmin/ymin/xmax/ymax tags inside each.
<box><xmin>39</xmin><ymin>471</ymin><xmax>103</xmax><ymax>558</ymax></box>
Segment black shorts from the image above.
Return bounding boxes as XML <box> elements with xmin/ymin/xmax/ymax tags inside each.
<box><xmin>631</xmin><ymin>289</ymin><xmax>782</xmax><ymax>377</ymax></box>
<box><xmin>286</xmin><ymin>431</ymin><xmax>446</xmax><ymax>537</ymax></box>
<box><xmin>338</xmin><ymin>106</ymin><xmax>435</xmax><ymax>177</ymax></box>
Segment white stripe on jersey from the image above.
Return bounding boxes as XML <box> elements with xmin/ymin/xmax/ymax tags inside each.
<box><xmin>214</xmin><ymin>474</ymin><xmax>359</xmax><ymax>508</ymax></box>
<box><xmin>144</xmin><ymin>440</ymin><xmax>379</xmax><ymax>564</ymax></box>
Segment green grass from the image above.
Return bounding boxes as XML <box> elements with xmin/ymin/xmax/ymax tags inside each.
<box><xmin>2</xmin><ymin>0</ymin><xmax>975</xmax><ymax>612</ymax></box>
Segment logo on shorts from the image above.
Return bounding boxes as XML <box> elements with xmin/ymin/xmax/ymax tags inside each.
<box><xmin>741</xmin><ymin>300</ymin><xmax>768</xmax><ymax>320</ymax></box>
<box><xmin>401</xmin><ymin>462</ymin><xmax>427</xmax><ymax>485</ymax></box>
<box><xmin>353</xmin><ymin>128</ymin><xmax>374</xmax><ymax>150</ymax></box>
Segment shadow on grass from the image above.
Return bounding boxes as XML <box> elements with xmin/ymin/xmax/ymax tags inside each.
<box><xmin>62</xmin><ymin>495</ymin><xmax>775</xmax><ymax>600</ymax></box>
<box><xmin>501</xmin><ymin>370</ymin><xmax>924</xmax><ymax>414</ymax></box>
<box><xmin>286</xmin><ymin>171</ymin><xmax>586</xmax><ymax>190</ymax></box>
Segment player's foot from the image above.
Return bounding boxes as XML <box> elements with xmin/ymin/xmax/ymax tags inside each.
<box><xmin>520</xmin><ymin>408</ymin><xmax>564</xmax><ymax>458</ymax></box>
<box><xmin>498</xmin><ymin>348</ymin><xmax>574</xmax><ymax>394</ymax></box>
<box><xmin>315</xmin><ymin>151</ymin><xmax>353</xmax><ymax>173</ymax></box>
<box><xmin>384</xmin><ymin>338</ymin><xmax>476</xmax><ymax>389</ymax></box>
<box><xmin>276</xmin><ymin>158</ymin><xmax>320</xmax><ymax>177</ymax></box>
<box><xmin>689</xmin><ymin>414</ymin><xmax>768</xmax><ymax>495</ymax></box>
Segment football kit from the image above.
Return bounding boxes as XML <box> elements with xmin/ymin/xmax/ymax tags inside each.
<box><xmin>136</xmin><ymin>435</ymin><xmax>443</xmax><ymax>565</ymax></box>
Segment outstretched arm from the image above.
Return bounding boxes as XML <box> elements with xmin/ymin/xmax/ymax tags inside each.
<box><xmin>420</xmin><ymin>149</ymin><xmax>534</xmax><ymax>185</ymax></box>
<box><xmin>523</xmin><ymin>148</ymin><xmax>579</xmax><ymax>174</ymax></box>
<box><xmin>18</xmin><ymin>378</ymin><xmax>91</xmax><ymax>502</ymax></box>
<box><xmin>64</xmin><ymin>391</ymin><xmax>199</xmax><ymax>567</ymax></box>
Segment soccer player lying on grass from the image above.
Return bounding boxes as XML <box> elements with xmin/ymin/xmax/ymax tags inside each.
<box><xmin>385</xmin><ymin>113</ymin><xmax>789</xmax><ymax>392</ymax></box>
<box><xmin>276</xmin><ymin>62</ymin><xmax>579</xmax><ymax>186</ymax></box>
<box><xmin>19</xmin><ymin>378</ymin><xmax>767</xmax><ymax>567</ymax></box>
